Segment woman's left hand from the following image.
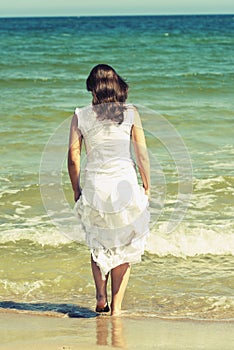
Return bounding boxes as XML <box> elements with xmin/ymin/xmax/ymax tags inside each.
<box><xmin>74</xmin><ymin>189</ymin><xmax>82</xmax><ymax>202</ymax></box>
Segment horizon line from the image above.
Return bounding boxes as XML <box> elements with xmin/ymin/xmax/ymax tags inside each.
<box><xmin>0</xmin><ymin>12</ymin><xmax>234</xmax><ymax>19</ymax></box>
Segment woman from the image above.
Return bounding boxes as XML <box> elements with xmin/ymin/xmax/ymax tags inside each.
<box><xmin>68</xmin><ymin>64</ymin><xmax>150</xmax><ymax>316</ymax></box>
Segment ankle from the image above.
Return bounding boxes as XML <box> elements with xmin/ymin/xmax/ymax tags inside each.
<box><xmin>96</xmin><ymin>293</ymin><xmax>107</xmax><ymax>301</ymax></box>
<box><xmin>96</xmin><ymin>294</ymin><xmax>107</xmax><ymax>307</ymax></box>
<box><xmin>111</xmin><ymin>308</ymin><xmax>122</xmax><ymax>316</ymax></box>
<box><xmin>110</xmin><ymin>302</ymin><xmax>121</xmax><ymax>316</ymax></box>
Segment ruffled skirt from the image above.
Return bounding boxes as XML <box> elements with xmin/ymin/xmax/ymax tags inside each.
<box><xmin>74</xmin><ymin>165</ymin><xmax>150</xmax><ymax>279</ymax></box>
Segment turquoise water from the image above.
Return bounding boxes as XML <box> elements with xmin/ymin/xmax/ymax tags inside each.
<box><xmin>0</xmin><ymin>15</ymin><xmax>233</xmax><ymax>320</ymax></box>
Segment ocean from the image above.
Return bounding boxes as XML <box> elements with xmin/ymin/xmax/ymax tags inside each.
<box><xmin>0</xmin><ymin>15</ymin><xmax>233</xmax><ymax>321</ymax></box>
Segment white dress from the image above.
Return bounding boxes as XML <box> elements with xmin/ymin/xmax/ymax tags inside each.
<box><xmin>74</xmin><ymin>104</ymin><xmax>150</xmax><ymax>279</ymax></box>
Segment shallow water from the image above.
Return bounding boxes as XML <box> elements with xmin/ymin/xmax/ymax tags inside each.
<box><xmin>0</xmin><ymin>15</ymin><xmax>233</xmax><ymax>320</ymax></box>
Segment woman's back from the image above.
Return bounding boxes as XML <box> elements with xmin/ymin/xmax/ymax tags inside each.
<box><xmin>75</xmin><ymin>104</ymin><xmax>135</xmax><ymax>173</ymax></box>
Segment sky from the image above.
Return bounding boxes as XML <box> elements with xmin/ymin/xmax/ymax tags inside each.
<box><xmin>1</xmin><ymin>0</ymin><xmax>234</xmax><ymax>17</ymax></box>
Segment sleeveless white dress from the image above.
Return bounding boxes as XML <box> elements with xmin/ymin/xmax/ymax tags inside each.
<box><xmin>74</xmin><ymin>104</ymin><xmax>150</xmax><ymax>279</ymax></box>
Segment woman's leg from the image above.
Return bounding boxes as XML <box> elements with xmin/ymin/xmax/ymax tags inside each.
<box><xmin>91</xmin><ymin>255</ymin><xmax>109</xmax><ymax>310</ymax></box>
<box><xmin>111</xmin><ymin>263</ymin><xmax>131</xmax><ymax>316</ymax></box>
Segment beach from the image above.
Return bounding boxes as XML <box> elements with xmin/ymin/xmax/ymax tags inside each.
<box><xmin>0</xmin><ymin>14</ymin><xmax>234</xmax><ymax>348</ymax></box>
<box><xmin>1</xmin><ymin>311</ymin><xmax>233</xmax><ymax>350</ymax></box>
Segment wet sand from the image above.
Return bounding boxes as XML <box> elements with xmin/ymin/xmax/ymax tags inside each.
<box><xmin>0</xmin><ymin>310</ymin><xmax>233</xmax><ymax>349</ymax></box>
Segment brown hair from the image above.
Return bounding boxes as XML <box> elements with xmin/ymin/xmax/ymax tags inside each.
<box><xmin>86</xmin><ymin>64</ymin><xmax>128</xmax><ymax>124</ymax></box>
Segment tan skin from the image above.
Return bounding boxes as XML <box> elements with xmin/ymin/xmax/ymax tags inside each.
<box><xmin>68</xmin><ymin>107</ymin><xmax>150</xmax><ymax>316</ymax></box>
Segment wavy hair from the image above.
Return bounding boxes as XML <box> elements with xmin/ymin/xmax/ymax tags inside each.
<box><xmin>86</xmin><ymin>64</ymin><xmax>129</xmax><ymax>124</ymax></box>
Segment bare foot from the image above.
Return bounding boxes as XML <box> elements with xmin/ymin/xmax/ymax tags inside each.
<box><xmin>96</xmin><ymin>298</ymin><xmax>106</xmax><ymax>309</ymax></box>
<box><xmin>111</xmin><ymin>307</ymin><xmax>122</xmax><ymax>316</ymax></box>
<box><xmin>96</xmin><ymin>297</ymin><xmax>110</xmax><ymax>312</ymax></box>
<box><xmin>111</xmin><ymin>313</ymin><xmax>121</xmax><ymax>317</ymax></box>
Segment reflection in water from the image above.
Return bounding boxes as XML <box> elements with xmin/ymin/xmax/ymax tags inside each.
<box><xmin>96</xmin><ymin>316</ymin><xmax>108</xmax><ymax>346</ymax></box>
<box><xmin>96</xmin><ymin>316</ymin><xmax>126</xmax><ymax>348</ymax></box>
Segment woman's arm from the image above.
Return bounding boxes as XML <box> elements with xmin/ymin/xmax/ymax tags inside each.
<box><xmin>68</xmin><ymin>114</ymin><xmax>83</xmax><ymax>202</ymax></box>
<box><xmin>131</xmin><ymin>108</ymin><xmax>151</xmax><ymax>198</ymax></box>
